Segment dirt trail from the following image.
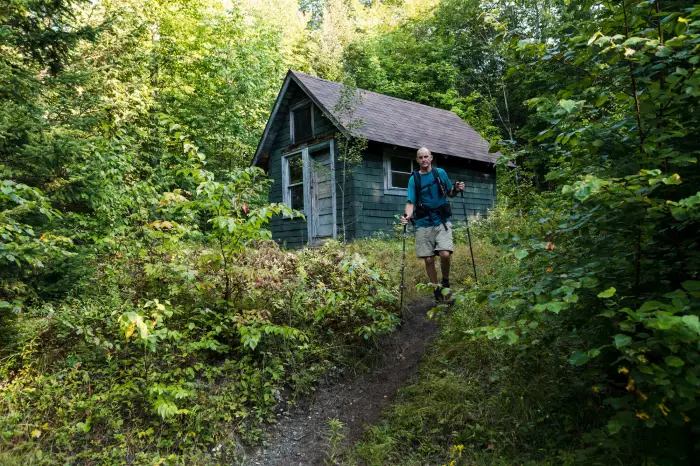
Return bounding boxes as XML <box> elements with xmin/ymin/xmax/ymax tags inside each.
<box><xmin>244</xmin><ymin>299</ymin><xmax>438</xmax><ymax>465</ymax></box>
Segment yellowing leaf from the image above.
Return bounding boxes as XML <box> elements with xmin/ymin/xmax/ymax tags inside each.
<box><xmin>135</xmin><ymin>316</ymin><xmax>149</xmax><ymax>339</ymax></box>
<box><xmin>125</xmin><ymin>323</ymin><xmax>136</xmax><ymax>339</ymax></box>
<box><xmin>588</xmin><ymin>31</ymin><xmax>602</xmax><ymax>45</ymax></box>
<box><xmin>662</xmin><ymin>174</ymin><xmax>682</xmax><ymax>185</ymax></box>
<box><xmin>31</xmin><ymin>429</ymin><xmax>42</xmax><ymax>438</ymax></box>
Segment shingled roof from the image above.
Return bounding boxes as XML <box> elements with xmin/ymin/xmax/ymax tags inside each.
<box><xmin>253</xmin><ymin>70</ymin><xmax>501</xmax><ymax>167</ymax></box>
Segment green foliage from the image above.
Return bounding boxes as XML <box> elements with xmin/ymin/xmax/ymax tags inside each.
<box><xmin>0</xmin><ymin>234</ymin><xmax>400</xmax><ymax>462</ymax></box>
<box><xmin>465</xmin><ymin>0</ymin><xmax>700</xmax><ymax>463</ymax></box>
<box><xmin>0</xmin><ymin>0</ymin><xmax>412</xmax><ymax>462</ymax></box>
<box><xmin>324</xmin><ymin>418</ymin><xmax>346</xmax><ymax>465</ymax></box>
<box><xmin>353</xmin><ymin>214</ymin><xmax>601</xmax><ymax>465</ymax></box>
<box><xmin>4</xmin><ymin>0</ymin><xmax>699</xmax><ymax>463</ymax></box>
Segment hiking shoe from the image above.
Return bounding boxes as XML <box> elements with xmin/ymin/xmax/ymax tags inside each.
<box><xmin>440</xmin><ymin>279</ymin><xmax>455</xmax><ymax>305</ymax></box>
<box><xmin>434</xmin><ymin>285</ymin><xmax>455</xmax><ymax>305</ymax></box>
<box><xmin>434</xmin><ymin>286</ymin><xmax>443</xmax><ymax>302</ymax></box>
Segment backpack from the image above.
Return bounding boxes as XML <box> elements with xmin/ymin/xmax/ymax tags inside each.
<box><xmin>412</xmin><ymin>168</ymin><xmax>452</xmax><ymax>228</ymax></box>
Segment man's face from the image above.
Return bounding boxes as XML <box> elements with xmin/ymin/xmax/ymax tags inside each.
<box><xmin>416</xmin><ymin>151</ymin><xmax>432</xmax><ymax>170</ymax></box>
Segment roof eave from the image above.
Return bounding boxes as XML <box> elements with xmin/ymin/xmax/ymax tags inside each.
<box><xmin>252</xmin><ymin>71</ymin><xmax>354</xmax><ymax>169</ymax></box>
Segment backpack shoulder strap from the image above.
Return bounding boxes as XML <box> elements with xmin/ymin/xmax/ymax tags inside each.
<box><xmin>433</xmin><ymin>168</ymin><xmax>446</xmax><ymax>198</ymax></box>
<box><xmin>412</xmin><ymin>170</ymin><xmax>422</xmax><ymax>205</ymax></box>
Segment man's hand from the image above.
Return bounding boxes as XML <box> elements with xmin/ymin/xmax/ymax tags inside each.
<box><xmin>400</xmin><ymin>215</ymin><xmax>410</xmax><ymax>225</ymax></box>
<box><xmin>455</xmin><ymin>181</ymin><xmax>465</xmax><ymax>192</ymax></box>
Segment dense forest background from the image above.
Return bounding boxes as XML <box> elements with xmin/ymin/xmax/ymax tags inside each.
<box><xmin>1</xmin><ymin>0</ymin><xmax>699</xmax><ymax>464</ymax></box>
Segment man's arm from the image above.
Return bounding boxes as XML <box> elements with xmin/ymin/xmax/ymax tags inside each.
<box><xmin>447</xmin><ymin>182</ymin><xmax>465</xmax><ymax>197</ymax></box>
<box><xmin>438</xmin><ymin>168</ymin><xmax>462</xmax><ymax>197</ymax></box>
<box><xmin>401</xmin><ymin>201</ymin><xmax>414</xmax><ymax>225</ymax></box>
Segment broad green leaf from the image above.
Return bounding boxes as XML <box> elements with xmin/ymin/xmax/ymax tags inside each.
<box><xmin>681</xmin><ymin>315</ymin><xmax>700</xmax><ymax>334</ymax></box>
<box><xmin>656</xmin><ymin>46</ymin><xmax>671</xmax><ymax>57</ymax></box>
<box><xmin>665</xmin><ymin>356</ymin><xmax>685</xmax><ymax>367</ymax></box>
<box><xmin>569</xmin><ymin>351</ymin><xmax>589</xmax><ymax>366</ymax></box>
<box><xmin>559</xmin><ymin>99</ymin><xmax>578</xmax><ymax>113</ymax></box>
<box><xmin>639</xmin><ymin>301</ymin><xmax>665</xmax><ymax>312</ymax></box>
<box><xmin>622</xmin><ymin>37</ymin><xmax>643</xmax><ymax>46</ymax></box>
<box><xmin>619</xmin><ymin>321</ymin><xmax>636</xmax><ymax>332</ymax></box>
<box><xmin>607</xmin><ymin>419</ymin><xmax>622</xmax><ymax>435</ymax></box>
<box><xmin>681</xmin><ymin>280</ymin><xmax>700</xmax><ymax>291</ymax></box>
<box><xmin>514</xmin><ymin>250</ymin><xmax>529</xmax><ymax>260</ymax></box>
<box><xmin>546</xmin><ymin>301</ymin><xmax>564</xmax><ymax>314</ymax></box>
<box><xmin>581</xmin><ymin>276</ymin><xmax>599</xmax><ymax>288</ymax></box>
<box><xmin>598</xmin><ymin>287</ymin><xmax>616</xmax><ymax>298</ymax></box>
<box><xmin>614</xmin><ymin>334</ymin><xmax>632</xmax><ymax>347</ymax></box>
<box><xmin>657</xmin><ymin>314</ymin><xmax>682</xmax><ymax>330</ymax></box>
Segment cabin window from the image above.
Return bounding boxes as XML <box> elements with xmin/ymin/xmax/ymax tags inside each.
<box><xmin>291</xmin><ymin>103</ymin><xmax>313</xmax><ymax>144</ymax></box>
<box><xmin>283</xmin><ymin>153</ymin><xmax>305</xmax><ymax>211</ymax></box>
<box><xmin>384</xmin><ymin>155</ymin><xmax>417</xmax><ymax>193</ymax></box>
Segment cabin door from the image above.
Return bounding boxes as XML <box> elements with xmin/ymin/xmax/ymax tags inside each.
<box><xmin>309</xmin><ymin>143</ymin><xmax>336</xmax><ymax>246</ymax></box>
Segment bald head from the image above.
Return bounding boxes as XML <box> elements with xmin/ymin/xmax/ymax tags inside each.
<box><xmin>416</xmin><ymin>147</ymin><xmax>433</xmax><ymax>171</ymax></box>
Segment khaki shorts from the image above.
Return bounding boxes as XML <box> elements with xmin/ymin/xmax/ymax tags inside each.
<box><xmin>415</xmin><ymin>222</ymin><xmax>454</xmax><ymax>257</ymax></box>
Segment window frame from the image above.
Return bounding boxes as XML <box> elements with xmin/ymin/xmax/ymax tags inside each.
<box><xmin>281</xmin><ymin>139</ymin><xmax>337</xmax><ymax>230</ymax></box>
<box><xmin>289</xmin><ymin>100</ymin><xmax>314</xmax><ymax>144</ymax></box>
<box><xmin>383</xmin><ymin>154</ymin><xmax>417</xmax><ymax>195</ymax></box>
<box><xmin>383</xmin><ymin>151</ymin><xmax>440</xmax><ymax>196</ymax></box>
<box><xmin>282</xmin><ymin>150</ymin><xmax>306</xmax><ymax>214</ymax></box>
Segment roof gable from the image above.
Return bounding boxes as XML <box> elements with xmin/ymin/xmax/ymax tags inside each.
<box><xmin>253</xmin><ymin>70</ymin><xmax>501</xmax><ymax>168</ymax></box>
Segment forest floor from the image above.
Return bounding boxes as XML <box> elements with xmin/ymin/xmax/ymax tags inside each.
<box><xmin>243</xmin><ymin>299</ymin><xmax>438</xmax><ymax>465</ymax></box>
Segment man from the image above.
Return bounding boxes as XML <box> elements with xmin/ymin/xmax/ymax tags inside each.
<box><xmin>400</xmin><ymin>147</ymin><xmax>465</xmax><ymax>302</ymax></box>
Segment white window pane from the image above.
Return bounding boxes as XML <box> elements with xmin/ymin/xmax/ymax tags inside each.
<box><xmin>391</xmin><ymin>172</ymin><xmax>411</xmax><ymax>189</ymax></box>
<box><xmin>391</xmin><ymin>156</ymin><xmax>412</xmax><ymax>173</ymax></box>
<box><xmin>288</xmin><ymin>156</ymin><xmax>303</xmax><ymax>184</ymax></box>
<box><xmin>290</xmin><ymin>185</ymin><xmax>304</xmax><ymax>210</ymax></box>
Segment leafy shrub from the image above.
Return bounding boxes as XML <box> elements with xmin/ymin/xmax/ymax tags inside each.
<box><xmin>0</xmin><ymin>160</ymin><xmax>400</xmax><ymax>464</ymax></box>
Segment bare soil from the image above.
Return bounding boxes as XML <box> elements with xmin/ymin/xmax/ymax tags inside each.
<box><xmin>243</xmin><ymin>299</ymin><xmax>438</xmax><ymax>465</ymax></box>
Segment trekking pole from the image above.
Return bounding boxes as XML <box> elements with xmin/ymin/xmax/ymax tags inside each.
<box><xmin>399</xmin><ymin>221</ymin><xmax>408</xmax><ymax>311</ymax></box>
<box><xmin>461</xmin><ymin>191</ymin><xmax>478</xmax><ymax>284</ymax></box>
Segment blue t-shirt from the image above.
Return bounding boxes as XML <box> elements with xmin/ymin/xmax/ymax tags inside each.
<box><xmin>407</xmin><ymin>168</ymin><xmax>453</xmax><ymax>227</ymax></box>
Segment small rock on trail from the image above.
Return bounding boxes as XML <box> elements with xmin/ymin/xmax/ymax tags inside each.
<box><xmin>244</xmin><ymin>299</ymin><xmax>438</xmax><ymax>465</ymax></box>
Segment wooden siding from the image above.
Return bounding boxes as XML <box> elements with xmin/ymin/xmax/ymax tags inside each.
<box><xmin>351</xmin><ymin>146</ymin><xmax>496</xmax><ymax>240</ymax></box>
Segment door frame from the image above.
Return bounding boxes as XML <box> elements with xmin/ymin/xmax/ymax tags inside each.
<box><xmin>283</xmin><ymin>139</ymin><xmax>336</xmax><ymax>246</ymax></box>
<box><xmin>306</xmin><ymin>139</ymin><xmax>336</xmax><ymax>245</ymax></box>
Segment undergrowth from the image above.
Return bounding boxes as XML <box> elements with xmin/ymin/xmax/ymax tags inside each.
<box><xmin>352</xmin><ymin>208</ymin><xmax>611</xmax><ymax>465</ymax></box>
<box><xmin>0</xmin><ymin>241</ymin><xmax>399</xmax><ymax>465</ymax></box>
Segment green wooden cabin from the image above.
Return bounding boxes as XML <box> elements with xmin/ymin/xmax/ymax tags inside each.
<box><xmin>252</xmin><ymin>71</ymin><xmax>501</xmax><ymax>247</ymax></box>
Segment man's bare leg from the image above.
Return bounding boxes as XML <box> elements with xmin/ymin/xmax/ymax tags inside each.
<box><xmin>439</xmin><ymin>250</ymin><xmax>451</xmax><ymax>284</ymax></box>
<box><xmin>424</xmin><ymin>256</ymin><xmax>438</xmax><ymax>284</ymax></box>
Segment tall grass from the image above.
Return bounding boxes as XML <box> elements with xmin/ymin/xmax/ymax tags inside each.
<box><xmin>351</xmin><ymin>208</ymin><xmax>603</xmax><ymax>465</ymax></box>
